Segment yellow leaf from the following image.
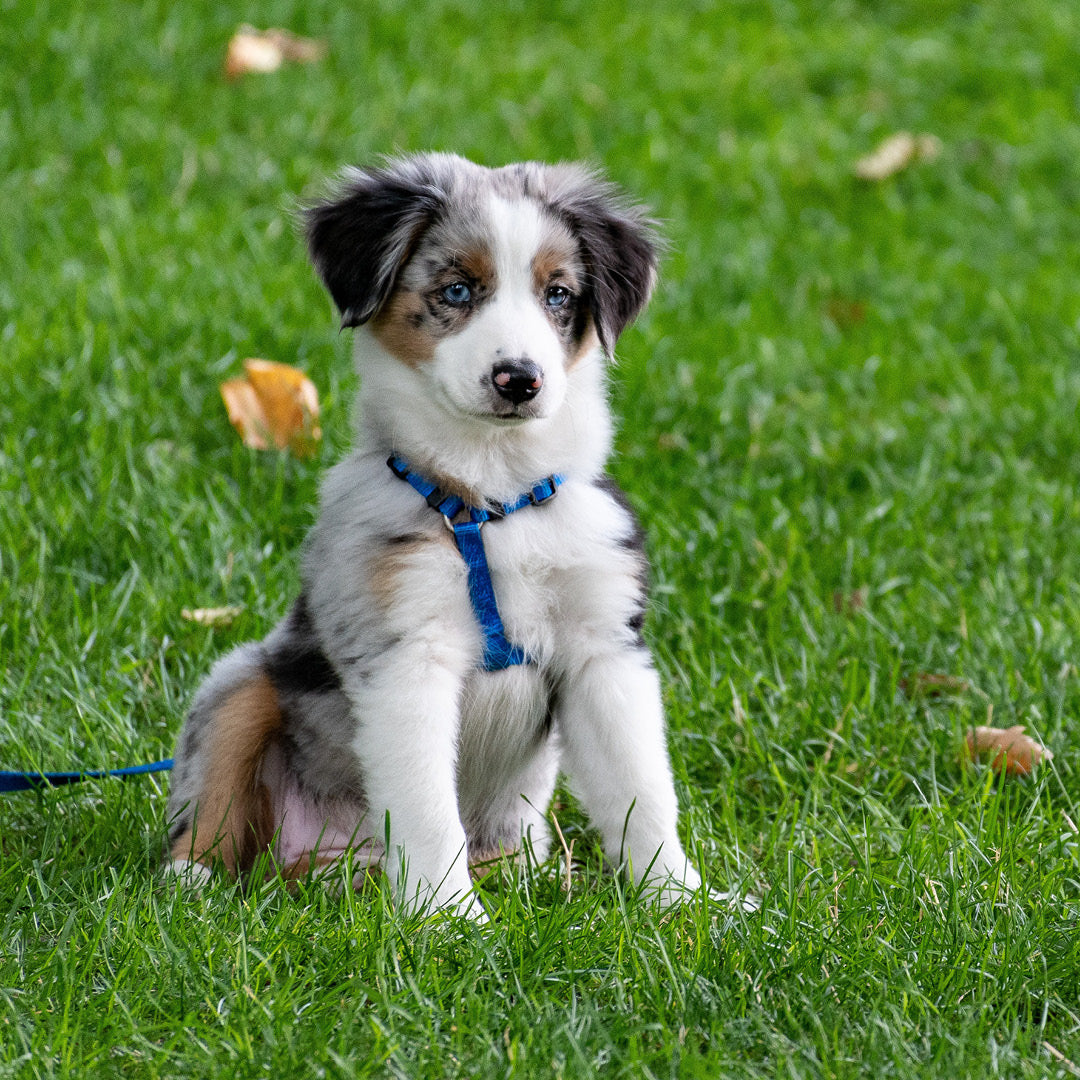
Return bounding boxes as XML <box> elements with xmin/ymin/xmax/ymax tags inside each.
<box><xmin>220</xmin><ymin>358</ymin><xmax>321</xmax><ymax>458</ymax></box>
<box><xmin>963</xmin><ymin>725</ymin><xmax>1053</xmax><ymax>777</ymax></box>
<box><xmin>854</xmin><ymin>132</ymin><xmax>942</xmax><ymax>181</ymax></box>
<box><xmin>181</xmin><ymin>605</ymin><xmax>245</xmax><ymax>627</ymax></box>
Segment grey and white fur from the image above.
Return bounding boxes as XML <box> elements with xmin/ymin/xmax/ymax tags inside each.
<box><xmin>166</xmin><ymin>153</ymin><xmax>707</xmax><ymax>916</ymax></box>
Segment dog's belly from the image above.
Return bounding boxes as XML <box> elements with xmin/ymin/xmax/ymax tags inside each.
<box><xmin>262</xmin><ymin>739</ymin><xmax>379</xmax><ymax>876</ymax></box>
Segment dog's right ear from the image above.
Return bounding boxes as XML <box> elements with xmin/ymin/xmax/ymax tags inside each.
<box><xmin>305</xmin><ymin>163</ymin><xmax>445</xmax><ymax>329</ymax></box>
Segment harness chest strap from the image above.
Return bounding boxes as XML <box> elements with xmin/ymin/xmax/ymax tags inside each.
<box><xmin>387</xmin><ymin>455</ymin><xmax>564</xmax><ymax>671</ymax></box>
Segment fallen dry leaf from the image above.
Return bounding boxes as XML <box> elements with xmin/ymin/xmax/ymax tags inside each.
<box><xmin>181</xmin><ymin>605</ymin><xmax>245</xmax><ymax>627</ymax></box>
<box><xmin>900</xmin><ymin>672</ymin><xmax>970</xmax><ymax>698</ymax></box>
<box><xmin>221</xmin><ymin>358</ymin><xmax>321</xmax><ymax>458</ymax></box>
<box><xmin>657</xmin><ymin>432</ymin><xmax>689</xmax><ymax>451</ymax></box>
<box><xmin>224</xmin><ymin>30</ymin><xmax>284</xmax><ymax>77</ymax></box>
<box><xmin>224</xmin><ymin>26</ymin><xmax>327</xmax><ymax>79</ymax></box>
<box><xmin>963</xmin><ymin>725</ymin><xmax>1053</xmax><ymax>777</ymax></box>
<box><xmin>854</xmin><ymin>132</ymin><xmax>942</xmax><ymax>181</ymax></box>
<box><xmin>833</xmin><ymin>588</ymin><xmax>867</xmax><ymax>614</ymax></box>
<box><xmin>824</xmin><ymin>296</ymin><xmax>868</xmax><ymax>329</ymax></box>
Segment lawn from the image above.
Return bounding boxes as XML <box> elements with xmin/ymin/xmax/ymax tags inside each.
<box><xmin>2</xmin><ymin>0</ymin><xmax>1079</xmax><ymax>1076</ymax></box>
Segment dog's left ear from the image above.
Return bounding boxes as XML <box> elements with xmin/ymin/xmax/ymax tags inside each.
<box><xmin>305</xmin><ymin>160</ymin><xmax>446</xmax><ymax>329</ymax></box>
<box><xmin>546</xmin><ymin>167</ymin><xmax>660</xmax><ymax>356</ymax></box>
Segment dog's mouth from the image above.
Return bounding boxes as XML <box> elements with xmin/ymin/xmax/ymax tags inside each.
<box><xmin>432</xmin><ymin>396</ymin><xmax>536</xmax><ymax>428</ymax></box>
<box><xmin>461</xmin><ymin>398</ymin><xmax>546</xmax><ymax>425</ymax></box>
<box><xmin>469</xmin><ymin>409</ymin><xmax>534</xmax><ymax>426</ymax></box>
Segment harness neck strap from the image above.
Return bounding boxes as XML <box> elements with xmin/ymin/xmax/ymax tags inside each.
<box><xmin>387</xmin><ymin>455</ymin><xmax>563</xmax><ymax>671</ymax></box>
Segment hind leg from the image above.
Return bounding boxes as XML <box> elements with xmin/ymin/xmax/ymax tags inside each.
<box><xmin>167</xmin><ymin>642</ymin><xmax>375</xmax><ymax>887</ymax></box>
<box><xmin>166</xmin><ymin>644</ymin><xmax>282</xmax><ymax>879</ymax></box>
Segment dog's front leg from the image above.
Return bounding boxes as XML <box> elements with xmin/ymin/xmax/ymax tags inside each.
<box><xmin>557</xmin><ymin>649</ymin><xmax>702</xmax><ymax>904</ymax></box>
<box><xmin>346</xmin><ymin>641</ymin><xmax>479</xmax><ymax>916</ymax></box>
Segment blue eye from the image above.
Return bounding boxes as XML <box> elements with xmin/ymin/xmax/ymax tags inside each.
<box><xmin>442</xmin><ymin>282</ymin><xmax>472</xmax><ymax>305</ymax></box>
<box><xmin>545</xmin><ymin>285</ymin><xmax>571</xmax><ymax>308</ymax></box>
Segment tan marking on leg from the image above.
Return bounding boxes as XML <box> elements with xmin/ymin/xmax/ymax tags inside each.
<box><xmin>280</xmin><ymin>850</ymin><xmax>361</xmax><ymax>880</ymax></box>
<box><xmin>368</xmin><ymin>539</ymin><xmax>427</xmax><ymax>613</ymax></box>
<box><xmin>169</xmin><ymin>672</ymin><xmax>282</xmax><ymax>877</ymax></box>
<box><xmin>280</xmin><ymin>847</ymin><xmax>383</xmax><ymax>898</ymax></box>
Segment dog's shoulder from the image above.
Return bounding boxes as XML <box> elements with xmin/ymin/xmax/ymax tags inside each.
<box><xmin>530</xmin><ymin>470</ymin><xmax>646</xmax><ymax>562</ymax></box>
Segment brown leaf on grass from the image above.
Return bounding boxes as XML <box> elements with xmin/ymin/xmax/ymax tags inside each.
<box><xmin>224</xmin><ymin>26</ymin><xmax>327</xmax><ymax>79</ymax></box>
<box><xmin>824</xmin><ymin>296</ymin><xmax>867</xmax><ymax>329</ymax></box>
<box><xmin>657</xmin><ymin>432</ymin><xmax>689</xmax><ymax>451</ymax></box>
<box><xmin>900</xmin><ymin>672</ymin><xmax>970</xmax><ymax>698</ymax></box>
<box><xmin>833</xmin><ymin>588</ymin><xmax>867</xmax><ymax>614</ymax></box>
<box><xmin>221</xmin><ymin>359</ymin><xmax>321</xmax><ymax>458</ymax></box>
<box><xmin>854</xmin><ymin>132</ymin><xmax>942</xmax><ymax>181</ymax></box>
<box><xmin>181</xmin><ymin>605</ymin><xmax>245</xmax><ymax>627</ymax></box>
<box><xmin>963</xmin><ymin>725</ymin><xmax>1053</xmax><ymax>777</ymax></box>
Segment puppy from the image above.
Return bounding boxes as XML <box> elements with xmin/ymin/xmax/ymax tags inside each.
<box><xmin>166</xmin><ymin>153</ymin><xmax>706</xmax><ymax>916</ymax></box>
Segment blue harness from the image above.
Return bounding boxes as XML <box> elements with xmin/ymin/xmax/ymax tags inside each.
<box><xmin>388</xmin><ymin>454</ymin><xmax>563</xmax><ymax>671</ymax></box>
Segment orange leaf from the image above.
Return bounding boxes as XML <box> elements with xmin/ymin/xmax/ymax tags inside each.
<box><xmin>220</xmin><ymin>359</ymin><xmax>321</xmax><ymax>458</ymax></box>
<box><xmin>224</xmin><ymin>27</ymin><xmax>327</xmax><ymax>79</ymax></box>
<box><xmin>963</xmin><ymin>725</ymin><xmax>1053</xmax><ymax>777</ymax></box>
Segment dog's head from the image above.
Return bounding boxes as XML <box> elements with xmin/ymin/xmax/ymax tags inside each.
<box><xmin>305</xmin><ymin>154</ymin><xmax>658</xmax><ymax>424</ymax></box>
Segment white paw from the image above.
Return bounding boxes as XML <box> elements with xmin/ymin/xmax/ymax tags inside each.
<box><xmin>642</xmin><ymin>870</ymin><xmax>761</xmax><ymax>914</ymax></box>
<box><xmin>396</xmin><ymin>876</ymin><xmax>488</xmax><ymax>922</ymax></box>
<box><xmin>707</xmin><ymin>888</ymin><xmax>762</xmax><ymax>914</ymax></box>
<box><xmin>163</xmin><ymin>858</ymin><xmax>213</xmax><ymax>890</ymax></box>
<box><xmin>640</xmin><ymin>866</ymin><xmax>701</xmax><ymax>909</ymax></box>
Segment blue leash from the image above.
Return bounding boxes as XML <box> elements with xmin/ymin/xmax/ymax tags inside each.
<box><xmin>388</xmin><ymin>454</ymin><xmax>563</xmax><ymax>671</ymax></box>
<box><xmin>0</xmin><ymin>758</ymin><xmax>174</xmax><ymax>794</ymax></box>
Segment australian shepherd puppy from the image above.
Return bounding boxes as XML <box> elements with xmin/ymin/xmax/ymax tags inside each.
<box><xmin>166</xmin><ymin>153</ymin><xmax>708</xmax><ymax>917</ymax></box>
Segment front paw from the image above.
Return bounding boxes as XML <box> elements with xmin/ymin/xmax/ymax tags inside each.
<box><xmin>705</xmin><ymin>888</ymin><xmax>762</xmax><ymax>914</ymax></box>
<box><xmin>396</xmin><ymin>872</ymin><xmax>487</xmax><ymax>922</ymax></box>
<box><xmin>644</xmin><ymin>868</ymin><xmax>760</xmax><ymax>914</ymax></box>
<box><xmin>637</xmin><ymin>860</ymin><xmax>701</xmax><ymax>908</ymax></box>
<box><xmin>162</xmin><ymin>857</ymin><xmax>213</xmax><ymax>892</ymax></box>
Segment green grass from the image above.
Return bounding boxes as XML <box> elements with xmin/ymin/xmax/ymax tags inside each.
<box><xmin>3</xmin><ymin>0</ymin><xmax>1080</xmax><ymax>1076</ymax></box>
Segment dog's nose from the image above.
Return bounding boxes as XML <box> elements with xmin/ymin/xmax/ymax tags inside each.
<box><xmin>492</xmin><ymin>360</ymin><xmax>544</xmax><ymax>404</ymax></box>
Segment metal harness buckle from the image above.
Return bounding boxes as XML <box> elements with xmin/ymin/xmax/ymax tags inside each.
<box><xmin>528</xmin><ymin>476</ymin><xmax>560</xmax><ymax>506</ymax></box>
